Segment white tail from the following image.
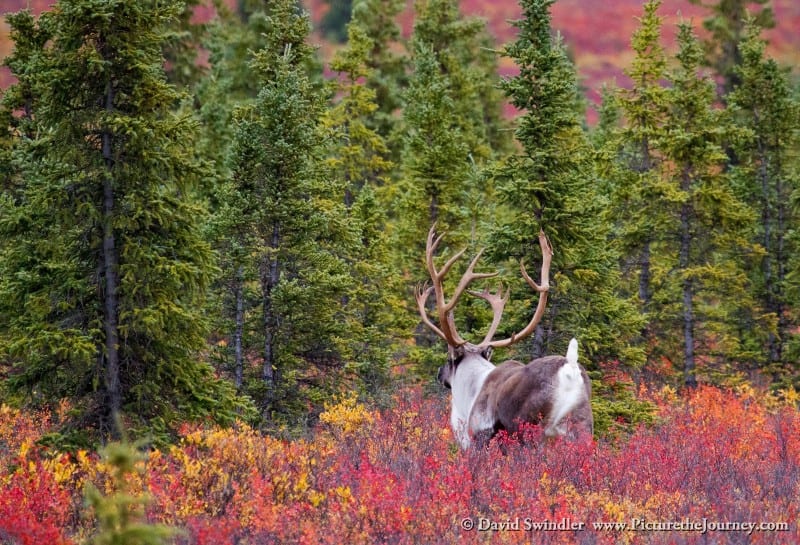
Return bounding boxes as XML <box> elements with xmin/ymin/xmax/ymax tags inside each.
<box><xmin>567</xmin><ymin>338</ymin><xmax>579</xmax><ymax>365</ymax></box>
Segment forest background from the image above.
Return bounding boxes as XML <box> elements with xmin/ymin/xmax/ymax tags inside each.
<box><xmin>1</xmin><ymin>0</ymin><xmax>800</xmax><ymax>543</ymax></box>
<box><xmin>0</xmin><ymin>0</ymin><xmax>799</xmax><ymax>442</ymax></box>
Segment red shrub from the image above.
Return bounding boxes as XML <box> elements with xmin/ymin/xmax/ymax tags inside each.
<box><xmin>1</xmin><ymin>386</ymin><xmax>798</xmax><ymax>544</ymax></box>
<box><xmin>0</xmin><ymin>459</ymin><xmax>74</xmax><ymax>545</ymax></box>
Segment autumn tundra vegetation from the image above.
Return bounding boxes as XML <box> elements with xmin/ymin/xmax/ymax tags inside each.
<box><xmin>0</xmin><ymin>0</ymin><xmax>798</xmax><ymax>543</ymax></box>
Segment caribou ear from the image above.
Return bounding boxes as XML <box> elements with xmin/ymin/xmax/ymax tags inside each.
<box><xmin>447</xmin><ymin>345</ymin><xmax>465</xmax><ymax>365</ymax></box>
<box><xmin>566</xmin><ymin>338</ymin><xmax>578</xmax><ymax>365</ymax></box>
<box><xmin>481</xmin><ymin>346</ymin><xmax>494</xmax><ymax>361</ymax></box>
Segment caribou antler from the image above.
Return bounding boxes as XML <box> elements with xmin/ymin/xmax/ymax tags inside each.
<box><xmin>485</xmin><ymin>230</ymin><xmax>552</xmax><ymax>348</ymax></box>
<box><xmin>415</xmin><ymin>227</ymin><xmax>498</xmax><ymax>346</ymax></box>
<box><xmin>415</xmin><ymin>226</ymin><xmax>553</xmax><ymax>350</ymax></box>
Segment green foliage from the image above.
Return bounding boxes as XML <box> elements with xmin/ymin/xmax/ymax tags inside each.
<box><xmin>161</xmin><ymin>0</ymin><xmax>210</xmax><ymax>89</ymax></box>
<box><xmin>410</xmin><ymin>0</ymin><xmax>511</xmax><ymax>159</ymax></box>
<box><xmin>86</xmin><ymin>439</ymin><xmax>176</xmax><ymax>545</ymax></box>
<box><xmin>220</xmin><ymin>0</ymin><xmax>354</xmax><ymax>424</ymax></box>
<box><xmin>0</xmin><ymin>0</ymin><xmax>250</xmax><ymax>442</ymax></box>
<box><xmin>650</xmin><ymin>23</ymin><xmax>757</xmax><ymax>385</ymax></box>
<box><xmin>324</xmin><ymin>20</ymin><xmax>407</xmax><ymax>399</ymax></box>
<box><xmin>320</xmin><ymin>0</ymin><xmax>353</xmax><ymax>43</ymax></box>
<box><xmin>597</xmin><ymin>0</ymin><xmax>670</xmax><ymax>353</ymax></box>
<box><xmin>726</xmin><ymin>20</ymin><xmax>800</xmax><ymax>375</ymax></box>
<box><xmin>495</xmin><ymin>0</ymin><xmax>644</xmax><ymax>367</ymax></box>
<box><xmin>590</xmin><ymin>373</ymin><xmax>656</xmax><ymax>439</ymax></box>
<box><xmin>390</xmin><ymin>0</ymin><xmax>512</xmax><ymax>374</ymax></box>
<box><xmin>687</xmin><ymin>0</ymin><xmax>775</xmax><ymax>97</ymax></box>
<box><xmin>348</xmin><ymin>0</ymin><xmax>408</xmax><ymax>149</ymax></box>
<box><xmin>1</xmin><ymin>0</ymin><xmax>799</xmax><ymax>442</ymax></box>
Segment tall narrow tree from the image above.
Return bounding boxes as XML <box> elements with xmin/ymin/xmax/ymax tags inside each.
<box><xmin>727</xmin><ymin>20</ymin><xmax>800</xmax><ymax>371</ymax></box>
<box><xmin>395</xmin><ymin>0</ymin><xmax>507</xmax><ymax>267</ymax></box>
<box><xmin>656</xmin><ymin>24</ymin><xmax>755</xmax><ymax>387</ymax></box>
<box><xmin>323</xmin><ymin>19</ymin><xmax>404</xmax><ymax>396</ymax></box>
<box><xmin>226</xmin><ymin>0</ymin><xmax>352</xmax><ymax>421</ymax></box>
<box><xmin>0</xmin><ymin>1</ymin><xmax>247</xmax><ymax>440</ymax></box>
<box><xmin>598</xmin><ymin>0</ymin><xmax>671</xmax><ymax>354</ymax></box>
<box><xmin>496</xmin><ymin>0</ymin><xmax>643</xmax><ymax>365</ymax></box>
<box><xmin>349</xmin><ymin>0</ymin><xmax>408</xmax><ymax>150</ymax></box>
<box><xmin>687</xmin><ymin>0</ymin><xmax>774</xmax><ymax>98</ymax></box>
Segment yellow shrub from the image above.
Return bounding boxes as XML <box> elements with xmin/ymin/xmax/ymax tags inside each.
<box><xmin>319</xmin><ymin>394</ymin><xmax>374</xmax><ymax>435</ymax></box>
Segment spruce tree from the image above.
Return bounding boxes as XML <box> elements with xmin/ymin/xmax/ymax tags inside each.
<box><xmin>599</xmin><ymin>0</ymin><xmax>670</xmax><ymax>349</ymax></box>
<box><xmin>161</xmin><ymin>0</ymin><xmax>210</xmax><ymax>89</ymax></box>
<box><xmin>396</xmin><ymin>42</ymin><xmax>472</xmax><ymax>243</ymax></box>
<box><xmin>655</xmin><ymin>24</ymin><xmax>756</xmax><ymax>387</ymax></box>
<box><xmin>0</xmin><ymin>1</ymin><xmax>248</xmax><ymax>441</ymax></box>
<box><xmin>687</xmin><ymin>0</ymin><xmax>774</xmax><ymax>98</ymax></box>
<box><xmin>226</xmin><ymin>0</ymin><xmax>352</xmax><ymax>422</ymax></box>
<box><xmin>197</xmin><ymin>3</ymin><xmax>279</xmax><ymax>392</ymax></box>
<box><xmin>323</xmin><ymin>20</ymin><xmax>404</xmax><ymax>397</ymax></box>
<box><xmin>395</xmin><ymin>0</ymin><xmax>507</xmax><ymax>265</ymax></box>
<box><xmin>410</xmin><ymin>0</ymin><xmax>511</xmax><ymax>159</ymax></box>
<box><xmin>727</xmin><ymin>20</ymin><xmax>800</xmax><ymax>372</ymax></box>
<box><xmin>348</xmin><ymin>0</ymin><xmax>408</xmax><ymax>150</ymax></box>
<box><xmin>324</xmin><ymin>23</ymin><xmax>393</xmax><ymax>207</ymax></box>
<box><xmin>496</xmin><ymin>0</ymin><xmax>643</xmax><ymax>365</ymax></box>
<box><xmin>320</xmin><ymin>0</ymin><xmax>353</xmax><ymax>43</ymax></box>
<box><xmin>394</xmin><ymin>0</ymin><xmax>515</xmax><ymax>374</ymax></box>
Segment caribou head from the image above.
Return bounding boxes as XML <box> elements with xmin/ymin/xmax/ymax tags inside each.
<box><xmin>416</xmin><ymin>226</ymin><xmax>593</xmax><ymax>449</ymax></box>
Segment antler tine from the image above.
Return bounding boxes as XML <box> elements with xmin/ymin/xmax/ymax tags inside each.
<box><xmin>420</xmin><ymin>226</ymin><xmax>468</xmax><ymax>347</ymax></box>
<box><xmin>488</xmin><ymin>229</ymin><xmax>553</xmax><ymax>349</ymax></box>
<box><xmin>425</xmin><ymin>227</ymin><xmax>446</xmax><ymax>275</ymax></box>
<box><xmin>438</xmin><ymin>247</ymin><xmax>468</xmax><ymax>279</ymax></box>
<box><xmin>469</xmin><ymin>285</ymin><xmax>510</xmax><ymax>347</ymax></box>
<box><xmin>442</xmin><ymin>248</ymin><xmax>498</xmax><ymax>313</ymax></box>
<box><xmin>415</xmin><ymin>283</ymin><xmax>449</xmax><ymax>342</ymax></box>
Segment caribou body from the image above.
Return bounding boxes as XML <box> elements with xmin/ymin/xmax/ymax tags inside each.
<box><xmin>417</xmin><ymin>227</ymin><xmax>593</xmax><ymax>449</ymax></box>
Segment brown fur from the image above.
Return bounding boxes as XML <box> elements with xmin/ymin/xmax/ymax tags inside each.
<box><xmin>469</xmin><ymin>356</ymin><xmax>593</xmax><ymax>443</ymax></box>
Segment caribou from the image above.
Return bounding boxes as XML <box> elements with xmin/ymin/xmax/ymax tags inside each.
<box><xmin>416</xmin><ymin>227</ymin><xmax>593</xmax><ymax>449</ymax></box>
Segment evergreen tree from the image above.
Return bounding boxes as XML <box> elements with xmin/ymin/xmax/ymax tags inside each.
<box><xmin>225</xmin><ymin>0</ymin><xmax>352</xmax><ymax>423</ymax></box>
<box><xmin>197</xmin><ymin>3</ymin><xmax>278</xmax><ymax>392</ymax></box>
<box><xmin>410</xmin><ymin>0</ymin><xmax>511</xmax><ymax>159</ymax></box>
<box><xmin>687</xmin><ymin>0</ymin><xmax>774</xmax><ymax>98</ymax></box>
<box><xmin>348</xmin><ymin>0</ymin><xmax>408</xmax><ymax>151</ymax></box>
<box><xmin>394</xmin><ymin>0</ymin><xmax>508</xmax><ymax>265</ymax></box>
<box><xmin>161</xmin><ymin>0</ymin><xmax>211</xmax><ymax>89</ymax></box>
<box><xmin>496</xmin><ymin>0</ymin><xmax>643</xmax><ymax>365</ymax></box>
<box><xmin>727</xmin><ymin>20</ymin><xmax>800</xmax><ymax>373</ymax></box>
<box><xmin>320</xmin><ymin>0</ymin><xmax>353</xmax><ymax>43</ymax></box>
<box><xmin>86</xmin><ymin>439</ymin><xmax>175</xmax><ymax>545</ymax></box>
<box><xmin>0</xmin><ymin>1</ymin><xmax>248</xmax><ymax>441</ymax></box>
<box><xmin>396</xmin><ymin>42</ymin><xmax>472</xmax><ymax>243</ymax></box>
<box><xmin>324</xmin><ymin>23</ymin><xmax>393</xmax><ymax>207</ymax></box>
<box><xmin>323</xmin><ymin>20</ymin><xmax>405</xmax><ymax>398</ymax></box>
<box><xmin>655</xmin><ymin>24</ymin><xmax>756</xmax><ymax>387</ymax></box>
<box><xmin>599</xmin><ymin>0</ymin><xmax>670</xmax><ymax>348</ymax></box>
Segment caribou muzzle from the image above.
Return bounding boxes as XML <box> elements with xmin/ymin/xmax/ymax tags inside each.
<box><xmin>436</xmin><ymin>366</ymin><xmax>451</xmax><ymax>389</ymax></box>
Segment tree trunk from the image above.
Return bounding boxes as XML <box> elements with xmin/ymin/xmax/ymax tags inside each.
<box><xmin>638</xmin><ymin>239</ymin><xmax>651</xmax><ymax>307</ymax></box>
<box><xmin>101</xmin><ymin>78</ymin><xmax>121</xmax><ymax>433</ymax></box>
<box><xmin>531</xmin><ymin>297</ymin><xmax>558</xmax><ymax>359</ymax></box>
<box><xmin>233</xmin><ymin>265</ymin><xmax>244</xmax><ymax>391</ymax></box>
<box><xmin>773</xmin><ymin>171</ymin><xmax>787</xmax><ymax>365</ymax></box>
<box><xmin>679</xmin><ymin>180</ymin><xmax>696</xmax><ymax>389</ymax></box>
<box><xmin>262</xmin><ymin>224</ymin><xmax>281</xmax><ymax>410</ymax></box>
<box><xmin>634</xmin><ymin>134</ymin><xmax>653</xmax><ymax>338</ymax></box>
<box><xmin>429</xmin><ymin>193</ymin><xmax>438</xmax><ymax>225</ymax></box>
<box><xmin>531</xmin><ymin>322</ymin><xmax>545</xmax><ymax>359</ymax></box>
<box><xmin>756</xmin><ymin>135</ymin><xmax>781</xmax><ymax>363</ymax></box>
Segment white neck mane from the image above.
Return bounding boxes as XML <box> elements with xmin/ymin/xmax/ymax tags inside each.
<box><xmin>448</xmin><ymin>348</ymin><xmax>494</xmax><ymax>449</ymax></box>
